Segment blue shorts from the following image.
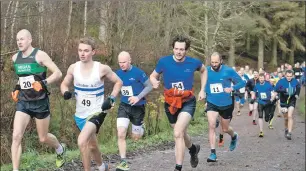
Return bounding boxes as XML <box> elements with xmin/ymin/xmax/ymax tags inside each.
<box><xmin>74</xmin><ymin>112</ymin><xmax>107</xmax><ymax>134</ymax></box>
<box><xmin>235</xmin><ymin>93</ymin><xmax>245</xmax><ymax>104</ymax></box>
<box><xmin>164</xmin><ymin>96</ymin><xmax>196</xmax><ymax>124</ymax></box>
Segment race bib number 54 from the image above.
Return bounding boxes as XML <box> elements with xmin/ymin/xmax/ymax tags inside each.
<box><xmin>172</xmin><ymin>82</ymin><xmax>184</xmax><ymax>90</ymax></box>
<box><xmin>19</xmin><ymin>75</ymin><xmax>35</xmax><ymax>89</ymax></box>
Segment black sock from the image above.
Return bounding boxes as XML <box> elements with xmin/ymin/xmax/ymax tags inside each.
<box><xmin>219</xmin><ymin>134</ymin><xmax>223</xmax><ymax>141</ymax></box>
<box><xmin>188</xmin><ymin>144</ymin><xmax>196</xmax><ymax>154</ymax></box>
<box><xmin>211</xmin><ymin>149</ymin><xmax>216</xmax><ymax>154</ymax></box>
<box><xmin>175</xmin><ymin>164</ymin><xmax>182</xmax><ymax>171</ymax></box>
<box><xmin>232</xmin><ymin>133</ymin><xmax>237</xmax><ymax>140</ymax></box>
<box><xmin>253</xmin><ymin>120</ymin><xmax>255</xmax><ymax>122</ymax></box>
<box><xmin>250</xmin><ymin>111</ymin><xmax>253</xmax><ymax>114</ymax></box>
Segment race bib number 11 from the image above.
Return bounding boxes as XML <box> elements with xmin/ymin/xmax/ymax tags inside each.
<box><xmin>210</xmin><ymin>83</ymin><xmax>223</xmax><ymax>93</ymax></box>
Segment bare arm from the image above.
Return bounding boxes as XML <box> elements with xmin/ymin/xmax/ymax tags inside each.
<box><xmin>199</xmin><ymin>64</ymin><xmax>207</xmax><ymax>92</ymax></box>
<box><xmin>149</xmin><ymin>70</ymin><xmax>161</xmax><ymax>89</ymax></box>
<box><xmin>101</xmin><ymin>64</ymin><xmax>122</xmax><ymax>98</ymax></box>
<box><xmin>36</xmin><ymin>50</ymin><xmax>62</xmax><ymax>85</ymax></box>
<box><xmin>60</xmin><ymin>64</ymin><xmax>75</xmax><ymax>95</ymax></box>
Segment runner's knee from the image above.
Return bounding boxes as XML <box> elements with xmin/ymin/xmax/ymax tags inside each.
<box><xmin>131</xmin><ymin>124</ymin><xmax>144</xmax><ymax>136</ymax></box>
<box><xmin>38</xmin><ymin>134</ymin><xmax>48</xmax><ymax>144</ymax></box>
<box><xmin>117</xmin><ymin>128</ymin><xmax>127</xmax><ymax>140</ymax></box>
<box><xmin>12</xmin><ymin>132</ymin><xmax>23</xmax><ymax>144</ymax></box>
<box><xmin>174</xmin><ymin>129</ymin><xmax>184</xmax><ymax>139</ymax></box>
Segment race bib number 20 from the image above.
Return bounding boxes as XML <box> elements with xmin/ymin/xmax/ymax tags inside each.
<box><xmin>19</xmin><ymin>75</ymin><xmax>35</xmax><ymax>89</ymax></box>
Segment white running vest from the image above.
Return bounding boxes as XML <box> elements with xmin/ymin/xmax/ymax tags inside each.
<box><xmin>73</xmin><ymin>61</ymin><xmax>104</xmax><ymax>118</ymax></box>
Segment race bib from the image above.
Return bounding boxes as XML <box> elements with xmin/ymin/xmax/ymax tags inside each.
<box><xmin>78</xmin><ymin>94</ymin><xmax>96</xmax><ymax>108</ymax></box>
<box><xmin>260</xmin><ymin>92</ymin><xmax>267</xmax><ymax>99</ymax></box>
<box><xmin>295</xmin><ymin>72</ymin><xmax>299</xmax><ymax>76</ymax></box>
<box><xmin>19</xmin><ymin>75</ymin><xmax>35</xmax><ymax>89</ymax></box>
<box><xmin>300</xmin><ymin>72</ymin><xmax>303</xmax><ymax>76</ymax></box>
<box><xmin>121</xmin><ymin>86</ymin><xmax>134</xmax><ymax>96</ymax></box>
<box><xmin>210</xmin><ymin>83</ymin><xmax>223</xmax><ymax>93</ymax></box>
<box><xmin>172</xmin><ymin>82</ymin><xmax>185</xmax><ymax>90</ymax></box>
<box><xmin>239</xmin><ymin>87</ymin><xmax>246</xmax><ymax>93</ymax></box>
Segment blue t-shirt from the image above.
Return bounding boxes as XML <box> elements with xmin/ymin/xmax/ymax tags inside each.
<box><xmin>274</xmin><ymin>78</ymin><xmax>300</xmax><ymax>96</ymax></box>
<box><xmin>154</xmin><ymin>55</ymin><xmax>203</xmax><ymax>90</ymax></box>
<box><xmin>253</xmin><ymin>81</ymin><xmax>274</xmax><ymax>105</ymax></box>
<box><xmin>206</xmin><ymin>65</ymin><xmax>245</xmax><ymax>106</ymax></box>
<box><xmin>243</xmin><ymin>74</ymin><xmax>249</xmax><ymax>81</ymax></box>
<box><xmin>116</xmin><ymin>66</ymin><xmax>148</xmax><ymax>105</ymax></box>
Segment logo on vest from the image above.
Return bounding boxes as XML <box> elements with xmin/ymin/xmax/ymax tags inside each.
<box><xmin>129</xmin><ymin>78</ymin><xmax>135</xmax><ymax>81</ymax></box>
<box><xmin>184</xmin><ymin>69</ymin><xmax>191</xmax><ymax>73</ymax></box>
<box><xmin>17</xmin><ymin>64</ymin><xmax>31</xmax><ymax>72</ymax></box>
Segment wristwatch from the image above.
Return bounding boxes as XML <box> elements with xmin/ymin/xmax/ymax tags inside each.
<box><xmin>42</xmin><ymin>80</ymin><xmax>48</xmax><ymax>85</ymax></box>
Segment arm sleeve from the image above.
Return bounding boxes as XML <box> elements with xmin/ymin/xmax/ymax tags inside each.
<box><xmin>137</xmin><ymin>79</ymin><xmax>153</xmax><ymax>99</ymax></box>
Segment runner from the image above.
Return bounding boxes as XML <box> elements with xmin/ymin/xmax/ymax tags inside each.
<box><xmin>246</xmin><ymin>71</ymin><xmax>259</xmax><ymax>125</ymax></box>
<box><xmin>115</xmin><ymin>51</ymin><xmax>153</xmax><ymax>171</ymax></box>
<box><xmin>293</xmin><ymin>62</ymin><xmax>303</xmax><ymax>83</ymax></box>
<box><xmin>274</xmin><ymin>70</ymin><xmax>301</xmax><ymax>140</ymax></box>
<box><xmin>251</xmin><ymin>73</ymin><xmax>276</xmax><ymax>137</ymax></box>
<box><xmin>11</xmin><ymin>29</ymin><xmax>66</xmax><ymax>171</ymax></box>
<box><xmin>205</xmin><ymin>52</ymin><xmax>245</xmax><ymax>162</ymax></box>
<box><xmin>60</xmin><ymin>37</ymin><xmax>122</xmax><ymax>171</ymax></box>
<box><xmin>235</xmin><ymin>70</ymin><xmax>248</xmax><ymax>116</ymax></box>
<box><xmin>150</xmin><ymin>35</ymin><xmax>207</xmax><ymax>171</ymax></box>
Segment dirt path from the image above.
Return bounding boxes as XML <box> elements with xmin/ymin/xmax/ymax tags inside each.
<box><xmin>110</xmin><ymin>105</ymin><xmax>305</xmax><ymax>171</ymax></box>
<box><xmin>57</xmin><ymin>102</ymin><xmax>305</xmax><ymax>171</ymax></box>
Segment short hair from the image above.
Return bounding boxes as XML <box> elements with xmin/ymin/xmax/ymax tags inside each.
<box><xmin>253</xmin><ymin>70</ymin><xmax>258</xmax><ymax>74</ymax></box>
<box><xmin>79</xmin><ymin>37</ymin><xmax>96</xmax><ymax>50</ymax></box>
<box><xmin>210</xmin><ymin>52</ymin><xmax>222</xmax><ymax>61</ymax></box>
<box><xmin>259</xmin><ymin>73</ymin><xmax>265</xmax><ymax>77</ymax></box>
<box><xmin>285</xmin><ymin>69</ymin><xmax>294</xmax><ymax>74</ymax></box>
<box><xmin>172</xmin><ymin>35</ymin><xmax>191</xmax><ymax>50</ymax></box>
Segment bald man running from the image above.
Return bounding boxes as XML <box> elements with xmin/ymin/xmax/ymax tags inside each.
<box><xmin>115</xmin><ymin>51</ymin><xmax>153</xmax><ymax>171</ymax></box>
<box><xmin>11</xmin><ymin>29</ymin><xmax>65</xmax><ymax>170</ymax></box>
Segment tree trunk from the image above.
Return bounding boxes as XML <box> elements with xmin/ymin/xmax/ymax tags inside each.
<box><xmin>10</xmin><ymin>1</ymin><xmax>19</xmax><ymax>49</ymax></box>
<box><xmin>258</xmin><ymin>36</ymin><xmax>264</xmax><ymax>70</ymax></box>
<box><xmin>281</xmin><ymin>50</ymin><xmax>286</xmax><ymax>62</ymax></box>
<box><xmin>246</xmin><ymin>33</ymin><xmax>250</xmax><ymax>52</ymax></box>
<box><xmin>164</xmin><ymin>1</ymin><xmax>172</xmax><ymax>54</ymax></box>
<box><xmin>270</xmin><ymin>37</ymin><xmax>277</xmax><ymax>66</ymax></box>
<box><xmin>83</xmin><ymin>1</ymin><xmax>88</xmax><ymax>36</ymax></box>
<box><xmin>204</xmin><ymin>1</ymin><xmax>209</xmax><ymax>64</ymax></box>
<box><xmin>289</xmin><ymin>32</ymin><xmax>295</xmax><ymax>65</ymax></box>
<box><xmin>99</xmin><ymin>1</ymin><xmax>108</xmax><ymax>43</ymax></box>
<box><xmin>229</xmin><ymin>36</ymin><xmax>235</xmax><ymax>67</ymax></box>
<box><xmin>63</xmin><ymin>1</ymin><xmax>73</xmax><ymax>68</ymax></box>
<box><xmin>3</xmin><ymin>1</ymin><xmax>13</xmax><ymax>47</ymax></box>
<box><xmin>38</xmin><ymin>1</ymin><xmax>44</xmax><ymax>48</ymax></box>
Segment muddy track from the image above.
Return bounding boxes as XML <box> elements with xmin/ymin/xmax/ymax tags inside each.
<box><xmin>56</xmin><ymin>102</ymin><xmax>305</xmax><ymax>171</ymax></box>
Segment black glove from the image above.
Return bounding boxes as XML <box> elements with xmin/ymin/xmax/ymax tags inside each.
<box><xmin>102</xmin><ymin>96</ymin><xmax>115</xmax><ymax>111</ymax></box>
<box><xmin>250</xmin><ymin>99</ymin><xmax>255</xmax><ymax>104</ymax></box>
<box><xmin>63</xmin><ymin>91</ymin><xmax>72</xmax><ymax>100</ymax></box>
<box><xmin>14</xmin><ymin>84</ymin><xmax>21</xmax><ymax>91</ymax></box>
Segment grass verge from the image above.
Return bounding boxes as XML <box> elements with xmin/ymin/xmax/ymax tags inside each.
<box><xmin>0</xmin><ymin>106</ymin><xmax>207</xmax><ymax>171</ymax></box>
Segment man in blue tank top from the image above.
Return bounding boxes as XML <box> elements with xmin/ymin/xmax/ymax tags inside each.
<box><xmin>61</xmin><ymin>37</ymin><xmax>122</xmax><ymax>171</ymax></box>
<box><xmin>205</xmin><ymin>52</ymin><xmax>245</xmax><ymax>162</ymax></box>
<box><xmin>115</xmin><ymin>51</ymin><xmax>153</xmax><ymax>171</ymax></box>
<box><xmin>150</xmin><ymin>35</ymin><xmax>207</xmax><ymax>171</ymax></box>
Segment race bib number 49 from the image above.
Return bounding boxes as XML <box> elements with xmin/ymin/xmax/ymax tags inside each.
<box><xmin>210</xmin><ymin>83</ymin><xmax>223</xmax><ymax>93</ymax></box>
<box><xmin>121</xmin><ymin>86</ymin><xmax>134</xmax><ymax>96</ymax></box>
<box><xmin>19</xmin><ymin>75</ymin><xmax>35</xmax><ymax>89</ymax></box>
<box><xmin>172</xmin><ymin>82</ymin><xmax>184</xmax><ymax>90</ymax></box>
<box><xmin>78</xmin><ymin>94</ymin><xmax>96</xmax><ymax>107</ymax></box>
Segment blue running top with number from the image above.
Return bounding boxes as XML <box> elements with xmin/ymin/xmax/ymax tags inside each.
<box><xmin>206</xmin><ymin>65</ymin><xmax>245</xmax><ymax>106</ymax></box>
<box><xmin>274</xmin><ymin>78</ymin><xmax>300</xmax><ymax>96</ymax></box>
<box><xmin>253</xmin><ymin>81</ymin><xmax>274</xmax><ymax>105</ymax></box>
<box><xmin>116</xmin><ymin>65</ymin><xmax>148</xmax><ymax>105</ymax></box>
<box><xmin>154</xmin><ymin>55</ymin><xmax>203</xmax><ymax>90</ymax></box>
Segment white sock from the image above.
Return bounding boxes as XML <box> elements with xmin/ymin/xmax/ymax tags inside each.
<box><xmin>13</xmin><ymin>170</ymin><xmax>19</xmax><ymax>171</ymax></box>
<box><xmin>55</xmin><ymin>144</ymin><xmax>63</xmax><ymax>154</ymax></box>
<box><xmin>98</xmin><ymin>163</ymin><xmax>106</xmax><ymax>171</ymax></box>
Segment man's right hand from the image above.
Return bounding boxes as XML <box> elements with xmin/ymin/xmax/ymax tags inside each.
<box><xmin>151</xmin><ymin>79</ymin><xmax>160</xmax><ymax>89</ymax></box>
<box><xmin>63</xmin><ymin>91</ymin><xmax>72</xmax><ymax>100</ymax></box>
<box><xmin>11</xmin><ymin>85</ymin><xmax>21</xmax><ymax>102</ymax></box>
<box><xmin>102</xmin><ymin>96</ymin><xmax>115</xmax><ymax>111</ymax></box>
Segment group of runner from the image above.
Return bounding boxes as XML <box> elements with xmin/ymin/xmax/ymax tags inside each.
<box><xmin>10</xmin><ymin>29</ymin><xmax>304</xmax><ymax>171</ymax></box>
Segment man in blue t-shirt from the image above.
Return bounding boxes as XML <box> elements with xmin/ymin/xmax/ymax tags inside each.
<box><xmin>251</xmin><ymin>73</ymin><xmax>276</xmax><ymax>137</ymax></box>
<box><xmin>150</xmin><ymin>35</ymin><xmax>207</xmax><ymax>171</ymax></box>
<box><xmin>205</xmin><ymin>52</ymin><xmax>245</xmax><ymax>162</ymax></box>
<box><xmin>274</xmin><ymin>70</ymin><xmax>301</xmax><ymax>140</ymax></box>
<box><xmin>115</xmin><ymin>51</ymin><xmax>153</xmax><ymax>171</ymax></box>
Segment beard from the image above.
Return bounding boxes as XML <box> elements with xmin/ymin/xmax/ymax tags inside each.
<box><xmin>212</xmin><ymin>64</ymin><xmax>222</xmax><ymax>71</ymax></box>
